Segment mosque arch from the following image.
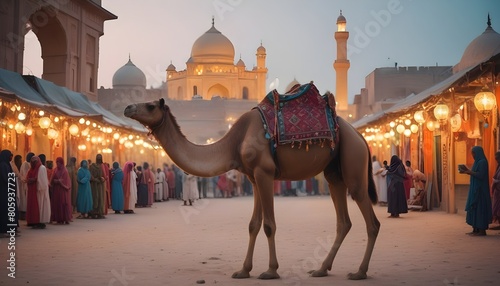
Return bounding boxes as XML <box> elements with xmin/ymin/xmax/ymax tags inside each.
<box><xmin>177</xmin><ymin>86</ymin><xmax>184</xmax><ymax>100</ymax></box>
<box><xmin>28</xmin><ymin>7</ymin><xmax>69</xmax><ymax>87</ymax></box>
<box><xmin>207</xmin><ymin>84</ymin><xmax>229</xmax><ymax>99</ymax></box>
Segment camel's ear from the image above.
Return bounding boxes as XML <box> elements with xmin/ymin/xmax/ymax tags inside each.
<box><xmin>159</xmin><ymin>98</ymin><xmax>165</xmax><ymax>108</ymax></box>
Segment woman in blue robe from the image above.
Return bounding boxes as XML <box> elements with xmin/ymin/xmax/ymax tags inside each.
<box><xmin>76</xmin><ymin>160</ymin><xmax>93</xmax><ymax>218</ymax></box>
<box><xmin>111</xmin><ymin>162</ymin><xmax>124</xmax><ymax>213</ymax></box>
<box><xmin>461</xmin><ymin>146</ymin><xmax>492</xmax><ymax>236</ymax></box>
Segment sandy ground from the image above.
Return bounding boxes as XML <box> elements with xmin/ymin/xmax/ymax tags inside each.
<box><xmin>1</xmin><ymin>194</ymin><xmax>499</xmax><ymax>286</ymax></box>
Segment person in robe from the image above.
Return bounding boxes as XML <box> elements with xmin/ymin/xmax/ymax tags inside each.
<box><xmin>89</xmin><ymin>154</ymin><xmax>106</xmax><ymax>219</ymax></box>
<box><xmin>162</xmin><ymin>163</ymin><xmax>170</xmax><ymax>201</ymax></box>
<box><xmin>122</xmin><ymin>161</ymin><xmax>137</xmax><ymax>214</ymax></box>
<box><xmin>372</xmin><ymin>156</ymin><xmax>388</xmax><ymax>205</ymax></box>
<box><xmin>102</xmin><ymin>162</ymin><xmax>111</xmax><ymax>215</ymax></box>
<box><xmin>143</xmin><ymin>162</ymin><xmax>155</xmax><ymax>207</ymax></box>
<box><xmin>19</xmin><ymin>152</ymin><xmax>34</xmax><ymax>220</ymax></box>
<box><xmin>1</xmin><ymin>150</ymin><xmax>19</xmax><ymax>236</ymax></box>
<box><xmin>136</xmin><ymin>166</ymin><xmax>147</xmax><ymax>207</ymax></box>
<box><xmin>166</xmin><ymin>165</ymin><xmax>176</xmax><ymax>200</ymax></box>
<box><xmin>47</xmin><ymin>161</ymin><xmax>54</xmax><ymax>198</ymax></box>
<box><xmin>460</xmin><ymin>146</ymin><xmax>492</xmax><ymax>236</ymax></box>
<box><xmin>174</xmin><ymin>165</ymin><xmax>183</xmax><ymax>200</ymax></box>
<box><xmin>491</xmin><ymin>151</ymin><xmax>500</xmax><ymax>227</ymax></box>
<box><xmin>386</xmin><ymin>155</ymin><xmax>408</xmax><ymax>218</ymax></box>
<box><xmin>183</xmin><ymin>173</ymin><xmax>198</xmax><ymax>206</ymax></box>
<box><xmin>404</xmin><ymin>160</ymin><xmax>414</xmax><ymax>200</ymax></box>
<box><xmin>66</xmin><ymin>157</ymin><xmax>78</xmax><ymax>213</ymax></box>
<box><xmin>407</xmin><ymin>169</ymin><xmax>427</xmax><ymax>209</ymax></box>
<box><xmin>76</xmin><ymin>160</ymin><xmax>92</xmax><ymax>219</ymax></box>
<box><xmin>155</xmin><ymin>168</ymin><xmax>165</xmax><ymax>202</ymax></box>
<box><xmin>217</xmin><ymin>174</ymin><xmax>229</xmax><ymax>198</ymax></box>
<box><xmin>111</xmin><ymin>162</ymin><xmax>124</xmax><ymax>214</ymax></box>
<box><xmin>50</xmin><ymin>157</ymin><xmax>72</xmax><ymax>224</ymax></box>
<box><xmin>27</xmin><ymin>156</ymin><xmax>50</xmax><ymax>229</ymax></box>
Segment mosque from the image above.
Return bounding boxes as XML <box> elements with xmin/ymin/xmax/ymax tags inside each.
<box><xmin>98</xmin><ymin>19</ymin><xmax>267</xmax><ymax>111</ymax></box>
<box><xmin>98</xmin><ymin>19</ymin><xmax>269</xmax><ymax>144</ymax></box>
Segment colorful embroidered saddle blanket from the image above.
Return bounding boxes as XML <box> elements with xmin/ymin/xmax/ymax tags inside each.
<box><xmin>254</xmin><ymin>82</ymin><xmax>339</xmax><ymax>154</ymax></box>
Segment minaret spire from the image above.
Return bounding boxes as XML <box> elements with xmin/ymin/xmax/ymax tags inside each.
<box><xmin>487</xmin><ymin>13</ymin><xmax>491</xmax><ymax>27</ymax></box>
<box><xmin>212</xmin><ymin>16</ymin><xmax>215</xmax><ymax>27</ymax></box>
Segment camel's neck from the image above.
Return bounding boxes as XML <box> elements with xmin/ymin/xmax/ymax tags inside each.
<box><xmin>151</xmin><ymin>111</ymin><xmax>236</xmax><ymax>177</ymax></box>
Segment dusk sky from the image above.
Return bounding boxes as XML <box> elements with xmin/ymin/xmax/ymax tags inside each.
<box><xmin>23</xmin><ymin>0</ymin><xmax>498</xmax><ymax>104</ymax></box>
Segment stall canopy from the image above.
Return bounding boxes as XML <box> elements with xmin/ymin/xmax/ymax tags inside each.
<box><xmin>0</xmin><ymin>68</ymin><xmax>147</xmax><ymax>132</ymax></box>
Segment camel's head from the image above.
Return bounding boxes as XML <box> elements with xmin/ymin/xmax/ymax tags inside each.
<box><xmin>124</xmin><ymin>98</ymin><xmax>167</xmax><ymax>129</ymax></box>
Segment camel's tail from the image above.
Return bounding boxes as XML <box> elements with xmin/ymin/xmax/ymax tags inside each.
<box><xmin>366</xmin><ymin>145</ymin><xmax>378</xmax><ymax>205</ymax></box>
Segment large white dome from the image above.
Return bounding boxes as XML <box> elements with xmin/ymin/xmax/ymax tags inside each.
<box><xmin>190</xmin><ymin>22</ymin><xmax>235</xmax><ymax>64</ymax></box>
<box><xmin>454</xmin><ymin>19</ymin><xmax>500</xmax><ymax>73</ymax></box>
<box><xmin>112</xmin><ymin>58</ymin><xmax>147</xmax><ymax>88</ymax></box>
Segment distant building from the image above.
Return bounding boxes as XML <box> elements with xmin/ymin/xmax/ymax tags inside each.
<box><xmin>352</xmin><ymin>65</ymin><xmax>452</xmax><ymax>120</ymax></box>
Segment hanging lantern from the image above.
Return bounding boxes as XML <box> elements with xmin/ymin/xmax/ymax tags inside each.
<box><xmin>396</xmin><ymin>124</ymin><xmax>405</xmax><ymax>134</ymax></box>
<box><xmin>47</xmin><ymin>128</ymin><xmax>59</xmax><ymax>139</ymax></box>
<box><xmin>433</xmin><ymin>103</ymin><xmax>449</xmax><ymax>121</ymax></box>
<box><xmin>69</xmin><ymin>124</ymin><xmax>79</xmax><ymax>136</ymax></box>
<box><xmin>450</xmin><ymin>114</ymin><xmax>462</xmax><ymax>132</ymax></box>
<box><xmin>18</xmin><ymin>112</ymin><xmax>26</xmax><ymax>121</ymax></box>
<box><xmin>413</xmin><ymin>110</ymin><xmax>427</xmax><ymax>124</ymax></box>
<box><xmin>39</xmin><ymin>110</ymin><xmax>45</xmax><ymax>116</ymax></box>
<box><xmin>14</xmin><ymin>122</ymin><xmax>25</xmax><ymax>134</ymax></box>
<box><xmin>403</xmin><ymin>129</ymin><xmax>412</xmax><ymax>137</ymax></box>
<box><xmin>113</xmin><ymin>132</ymin><xmax>120</xmax><ymax>140</ymax></box>
<box><xmin>426</xmin><ymin>121</ymin><xmax>437</xmax><ymax>131</ymax></box>
<box><xmin>474</xmin><ymin>87</ymin><xmax>496</xmax><ymax>119</ymax></box>
<box><xmin>404</xmin><ymin>119</ymin><xmax>412</xmax><ymax>126</ymax></box>
<box><xmin>39</xmin><ymin>117</ymin><xmax>51</xmax><ymax>129</ymax></box>
<box><xmin>25</xmin><ymin>124</ymin><xmax>33</xmax><ymax>136</ymax></box>
<box><xmin>410</xmin><ymin>124</ymin><xmax>419</xmax><ymax>134</ymax></box>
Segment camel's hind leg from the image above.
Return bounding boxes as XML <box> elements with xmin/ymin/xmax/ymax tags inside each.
<box><xmin>347</xmin><ymin>194</ymin><xmax>380</xmax><ymax>280</ymax></box>
<box><xmin>309</xmin><ymin>168</ymin><xmax>351</xmax><ymax>278</ymax></box>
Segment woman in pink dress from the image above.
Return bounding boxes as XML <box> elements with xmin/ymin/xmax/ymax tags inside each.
<box><xmin>50</xmin><ymin>157</ymin><xmax>72</xmax><ymax>224</ymax></box>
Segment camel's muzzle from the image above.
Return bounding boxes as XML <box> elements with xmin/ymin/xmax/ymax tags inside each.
<box><xmin>124</xmin><ymin>104</ymin><xmax>137</xmax><ymax>118</ymax></box>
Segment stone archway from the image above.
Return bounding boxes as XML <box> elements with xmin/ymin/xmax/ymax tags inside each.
<box><xmin>29</xmin><ymin>6</ymin><xmax>68</xmax><ymax>88</ymax></box>
<box><xmin>0</xmin><ymin>0</ymin><xmax>116</xmax><ymax>101</ymax></box>
<box><xmin>207</xmin><ymin>83</ymin><xmax>229</xmax><ymax>99</ymax></box>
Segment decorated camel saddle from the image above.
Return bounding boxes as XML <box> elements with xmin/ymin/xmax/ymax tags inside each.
<box><xmin>254</xmin><ymin>81</ymin><xmax>339</xmax><ymax>155</ymax></box>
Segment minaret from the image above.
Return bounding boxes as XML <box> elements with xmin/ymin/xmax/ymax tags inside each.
<box><xmin>334</xmin><ymin>10</ymin><xmax>350</xmax><ymax>111</ymax></box>
<box><xmin>256</xmin><ymin>42</ymin><xmax>268</xmax><ymax>100</ymax></box>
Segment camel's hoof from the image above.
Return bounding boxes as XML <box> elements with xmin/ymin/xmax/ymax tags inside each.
<box><xmin>231</xmin><ymin>270</ymin><xmax>250</xmax><ymax>279</ymax></box>
<box><xmin>258</xmin><ymin>271</ymin><xmax>280</xmax><ymax>280</ymax></box>
<box><xmin>308</xmin><ymin>269</ymin><xmax>328</xmax><ymax>277</ymax></box>
<box><xmin>347</xmin><ymin>271</ymin><xmax>367</xmax><ymax>280</ymax></box>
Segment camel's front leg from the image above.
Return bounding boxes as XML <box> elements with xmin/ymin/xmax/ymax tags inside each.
<box><xmin>257</xmin><ymin>175</ymin><xmax>279</xmax><ymax>279</ymax></box>
<box><xmin>232</xmin><ymin>183</ymin><xmax>262</xmax><ymax>279</ymax></box>
<box><xmin>309</xmin><ymin>179</ymin><xmax>351</xmax><ymax>278</ymax></box>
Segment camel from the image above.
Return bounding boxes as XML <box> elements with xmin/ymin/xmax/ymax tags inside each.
<box><xmin>124</xmin><ymin>96</ymin><xmax>380</xmax><ymax>281</ymax></box>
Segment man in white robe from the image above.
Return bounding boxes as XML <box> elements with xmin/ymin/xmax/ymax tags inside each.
<box><xmin>37</xmin><ymin>161</ymin><xmax>51</xmax><ymax>226</ymax></box>
<box><xmin>372</xmin><ymin>156</ymin><xmax>388</xmax><ymax>204</ymax></box>
<box><xmin>155</xmin><ymin>168</ymin><xmax>166</xmax><ymax>202</ymax></box>
<box><xmin>19</xmin><ymin>152</ymin><xmax>34</xmax><ymax>219</ymax></box>
<box><xmin>182</xmin><ymin>173</ymin><xmax>198</xmax><ymax>206</ymax></box>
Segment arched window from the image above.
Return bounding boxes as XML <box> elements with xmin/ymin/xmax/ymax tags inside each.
<box><xmin>193</xmin><ymin>85</ymin><xmax>198</xmax><ymax>96</ymax></box>
<box><xmin>242</xmin><ymin>87</ymin><xmax>249</xmax><ymax>100</ymax></box>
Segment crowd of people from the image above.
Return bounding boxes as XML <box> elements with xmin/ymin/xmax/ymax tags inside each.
<box><xmin>1</xmin><ymin>150</ymin><xmax>250</xmax><ymax>237</ymax></box>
